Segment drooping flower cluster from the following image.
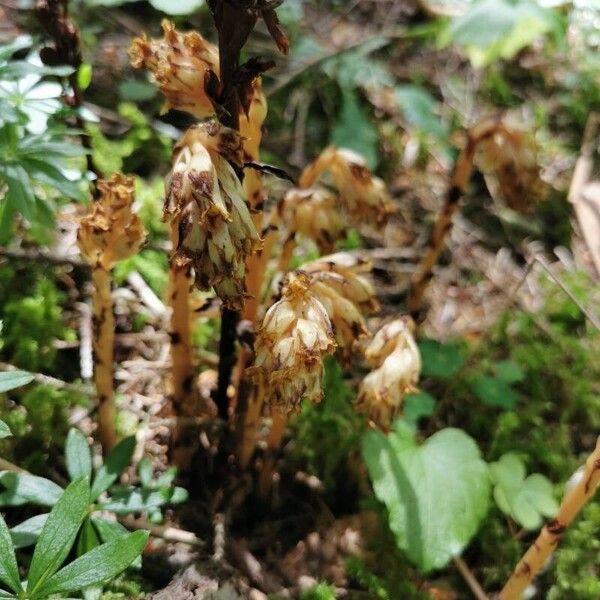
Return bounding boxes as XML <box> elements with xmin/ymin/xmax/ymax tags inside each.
<box><xmin>298</xmin><ymin>146</ymin><xmax>393</xmax><ymax>225</ymax></box>
<box><xmin>248</xmin><ymin>272</ymin><xmax>336</xmax><ymax>413</ymax></box>
<box><xmin>78</xmin><ymin>173</ymin><xmax>146</xmax><ymax>269</ymax></box>
<box><xmin>165</xmin><ymin>122</ymin><xmax>261</xmax><ymax>309</ymax></box>
<box><xmin>476</xmin><ymin>124</ymin><xmax>547</xmax><ymax>213</ymax></box>
<box><xmin>250</xmin><ymin>252</ymin><xmax>378</xmax><ymax>412</ymax></box>
<box><xmin>356</xmin><ymin>317</ymin><xmax>421</xmax><ymax>429</ymax></box>
<box><xmin>129</xmin><ymin>19</ymin><xmax>219</xmax><ymax>118</ymax></box>
<box><xmin>281</xmin><ymin>187</ymin><xmax>345</xmax><ymax>254</ymax></box>
<box><xmin>302</xmin><ymin>253</ymin><xmax>379</xmax><ymax>350</ymax></box>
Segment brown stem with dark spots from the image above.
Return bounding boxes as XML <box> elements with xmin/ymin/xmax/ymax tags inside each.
<box><xmin>500</xmin><ymin>437</ymin><xmax>600</xmax><ymax>599</ymax></box>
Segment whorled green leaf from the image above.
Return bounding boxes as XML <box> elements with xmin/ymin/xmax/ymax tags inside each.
<box><xmin>27</xmin><ymin>478</ymin><xmax>90</xmax><ymax>595</ymax></box>
<box><xmin>0</xmin><ymin>472</ymin><xmax>63</xmax><ymax>507</ymax></box>
<box><xmin>98</xmin><ymin>487</ymin><xmax>182</xmax><ymax>515</ymax></box>
<box><xmin>65</xmin><ymin>428</ymin><xmax>92</xmax><ymax>482</ymax></box>
<box><xmin>363</xmin><ymin>423</ymin><xmax>490</xmax><ymax>572</ymax></box>
<box><xmin>0</xmin><ymin>513</ymin><xmax>21</xmax><ymax>594</ymax></box>
<box><xmin>9</xmin><ymin>513</ymin><xmax>48</xmax><ymax>549</ymax></box>
<box><xmin>90</xmin><ymin>436</ymin><xmax>136</xmax><ymax>501</ymax></box>
<box><xmin>489</xmin><ymin>453</ymin><xmax>559</xmax><ymax>530</ymax></box>
<box><xmin>0</xmin><ymin>420</ymin><xmax>11</xmax><ymax>440</ymax></box>
<box><xmin>395</xmin><ymin>85</ymin><xmax>447</xmax><ymax>138</ymax></box>
<box><xmin>76</xmin><ymin>518</ymin><xmax>100</xmax><ymax>557</ymax></box>
<box><xmin>37</xmin><ymin>530</ymin><xmax>149</xmax><ymax>597</ymax></box>
<box><xmin>0</xmin><ymin>371</ymin><xmax>34</xmax><ymax>393</ymax></box>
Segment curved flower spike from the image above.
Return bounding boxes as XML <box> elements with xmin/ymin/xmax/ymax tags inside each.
<box><xmin>281</xmin><ymin>187</ymin><xmax>346</xmax><ymax>254</ymax></box>
<box><xmin>356</xmin><ymin>317</ymin><xmax>421</xmax><ymax>429</ymax></box>
<box><xmin>248</xmin><ymin>272</ymin><xmax>336</xmax><ymax>413</ymax></box>
<box><xmin>165</xmin><ymin>122</ymin><xmax>260</xmax><ymax>309</ymax></box>
<box><xmin>129</xmin><ymin>19</ymin><xmax>219</xmax><ymax>118</ymax></box>
<box><xmin>299</xmin><ymin>146</ymin><xmax>393</xmax><ymax>225</ymax></box>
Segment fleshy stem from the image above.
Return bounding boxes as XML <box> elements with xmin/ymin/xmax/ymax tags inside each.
<box><xmin>167</xmin><ymin>223</ymin><xmax>195</xmax><ymax>466</ymax></box>
<box><xmin>500</xmin><ymin>437</ymin><xmax>600</xmax><ymax>599</ymax></box>
<box><xmin>91</xmin><ymin>266</ymin><xmax>117</xmax><ymax>452</ymax></box>
<box><xmin>208</xmin><ymin>0</ymin><xmax>257</xmax><ymax>420</ymax></box>
<box><xmin>406</xmin><ymin>118</ymin><xmax>501</xmax><ymax>318</ymax></box>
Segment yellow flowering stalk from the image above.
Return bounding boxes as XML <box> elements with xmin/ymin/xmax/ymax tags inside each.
<box><xmin>129</xmin><ymin>19</ymin><xmax>219</xmax><ymax>118</ymax></box>
<box><xmin>165</xmin><ymin>122</ymin><xmax>261</xmax><ymax>310</ymax></box>
<box><xmin>78</xmin><ymin>174</ymin><xmax>146</xmax><ymax>453</ymax></box>
<box><xmin>299</xmin><ymin>146</ymin><xmax>393</xmax><ymax>225</ymax></box>
<box><xmin>356</xmin><ymin>317</ymin><xmax>421</xmax><ymax>429</ymax></box>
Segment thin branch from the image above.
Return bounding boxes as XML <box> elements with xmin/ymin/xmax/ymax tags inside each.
<box><xmin>453</xmin><ymin>556</ymin><xmax>488</xmax><ymax>600</ymax></box>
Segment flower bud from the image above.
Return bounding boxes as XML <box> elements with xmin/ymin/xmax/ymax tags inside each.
<box><xmin>248</xmin><ymin>272</ymin><xmax>336</xmax><ymax>413</ymax></box>
<box><xmin>78</xmin><ymin>173</ymin><xmax>146</xmax><ymax>269</ymax></box>
<box><xmin>165</xmin><ymin>123</ymin><xmax>261</xmax><ymax>309</ymax></box>
<box><xmin>356</xmin><ymin>317</ymin><xmax>421</xmax><ymax>428</ymax></box>
<box><xmin>129</xmin><ymin>20</ymin><xmax>219</xmax><ymax>118</ymax></box>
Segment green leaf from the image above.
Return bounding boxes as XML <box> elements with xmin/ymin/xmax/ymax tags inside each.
<box><xmin>489</xmin><ymin>453</ymin><xmax>559</xmax><ymax>530</ymax></box>
<box><xmin>1</xmin><ymin>164</ymin><xmax>37</xmax><ymax>222</ymax></box>
<box><xmin>77</xmin><ymin>63</ymin><xmax>93</xmax><ymax>91</ymax></box>
<box><xmin>98</xmin><ymin>488</ymin><xmax>176</xmax><ymax>515</ymax></box>
<box><xmin>90</xmin><ymin>516</ymin><xmax>129</xmax><ymax>544</ymax></box>
<box><xmin>76</xmin><ymin>518</ymin><xmax>100</xmax><ymax>557</ymax></box>
<box><xmin>37</xmin><ymin>530</ymin><xmax>149</xmax><ymax>597</ymax></box>
<box><xmin>331</xmin><ymin>87</ymin><xmax>379</xmax><ymax>170</ymax></box>
<box><xmin>395</xmin><ymin>85</ymin><xmax>446</xmax><ymax>138</ymax></box>
<box><xmin>494</xmin><ymin>360</ymin><xmax>525</xmax><ymax>384</ymax></box>
<box><xmin>0</xmin><ymin>420</ymin><xmax>11</xmax><ymax>440</ymax></box>
<box><xmin>10</xmin><ymin>513</ymin><xmax>48</xmax><ymax>549</ymax></box>
<box><xmin>27</xmin><ymin>478</ymin><xmax>90</xmax><ymax>594</ymax></box>
<box><xmin>471</xmin><ymin>374</ymin><xmax>519</xmax><ymax>409</ymax></box>
<box><xmin>0</xmin><ymin>370</ymin><xmax>34</xmax><ymax>393</ymax></box>
<box><xmin>446</xmin><ymin>0</ymin><xmax>557</xmax><ymax>67</ymax></box>
<box><xmin>363</xmin><ymin>424</ymin><xmax>490</xmax><ymax>572</ymax></box>
<box><xmin>65</xmin><ymin>429</ymin><xmax>92</xmax><ymax>482</ymax></box>
<box><xmin>20</xmin><ymin>157</ymin><xmax>87</xmax><ymax>202</ymax></box>
<box><xmin>148</xmin><ymin>0</ymin><xmax>204</xmax><ymax>15</ymax></box>
<box><xmin>418</xmin><ymin>340</ymin><xmax>465</xmax><ymax>379</ymax></box>
<box><xmin>0</xmin><ymin>472</ymin><xmax>63</xmax><ymax>507</ymax></box>
<box><xmin>138</xmin><ymin>457</ymin><xmax>153</xmax><ymax>488</ymax></box>
<box><xmin>90</xmin><ymin>436</ymin><xmax>136</xmax><ymax>501</ymax></box>
<box><xmin>403</xmin><ymin>391</ymin><xmax>436</xmax><ymax>431</ymax></box>
<box><xmin>0</xmin><ymin>513</ymin><xmax>22</xmax><ymax>594</ymax></box>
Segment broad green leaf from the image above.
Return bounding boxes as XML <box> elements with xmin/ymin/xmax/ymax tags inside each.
<box><xmin>489</xmin><ymin>453</ymin><xmax>559</xmax><ymax>530</ymax></box>
<box><xmin>446</xmin><ymin>0</ymin><xmax>557</xmax><ymax>67</ymax></box>
<box><xmin>20</xmin><ymin>157</ymin><xmax>87</xmax><ymax>202</ymax></box>
<box><xmin>148</xmin><ymin>0</ymin><xmax>204</xmax><ymax>14</ymax></box>
<box><xmin>1</xmin><ymin>164</ymin><xmax>36</xmax><ymax>222</ymax></box>
<box><xmin>118</xmin><ymin>79</ymin><xmax>157</xmax><ymax>102</ymax></box>
<box><xmin>0</xmin><ymin>472</ymin><xmax>63</xmax><ymax>507</ymax></box>
<box><xmin>494</xmin><ymin>360</ymin><xmax>525</xmax><ymax>384</ymax></box>
<box><xmin>363</xmin><ymin>424</ymin><xmax>490</xmax><ymax>572</ymax></box>
<box><xmin>471</xmin><ymin>374</ymin><xmax>519</xmax><ymax>409</ymax></box>
<box><xmin>0</xmin><ymin>36</ymin><xmax>32</xmax><ymax>62</ymax></box>
<box><xmin>38</xmin><ymin>530</ymin><xmax>149</xmax><ymax>597</ymax></box>
<box><xmin>418</xmin><ymin>340</ymin><xmax>465</xmax><ymax>379</ymax></box>
<box><xmin>403</xmin><ymin>391</ymin><xmax>436</xmax><ymax>431</ymax></box>
<box><xmin>65</xmin><ymin>429</ymin><xmax>92</xmax><ymax>482</ymax></box>
<box><xmin>10</xmin><ymin>513</ymin><xmax>48</xmax><ymax>549</ymax></box>
<box><xmin>331</xmin><ymin>88</ymin><xmax>379</xmax><ymax>170</ymax></box>
<box><xmin>156</xmin><ymin>467</ymin><xmax>177</xmax><ymax>488</ymax></box>
<box><xmin>0</xmin><ymin>513</ymin><xmax>21</xmax><ymax>594</ymax></box>
<box><xmin>0</xmin><ymin>370</ymin><xmax>34</xmax><ymax>393</ymax></box>
<box><xmin>395</xmin><ymin>85</ymin><xmax>446</xmax><ymax>138</ymax></box>
<box><xmin>91</xmin><ymin>436</ymin><xmax>136</xmax><ymax>501</ymax></box>
<box><xmin>27</xmin><ymin>478</ymin><xmax>90</xmax><ymax>594</ymax></box>
<box><xmin>0</xmin><ymin>420</ymin><xmax>11</xmax><ymax>440</ymax></box>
